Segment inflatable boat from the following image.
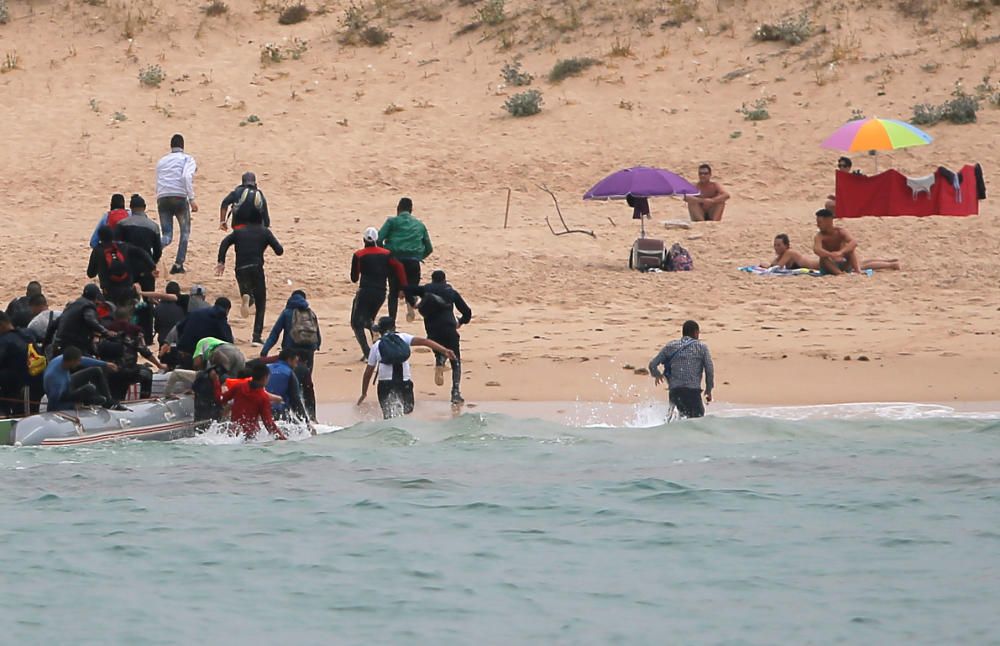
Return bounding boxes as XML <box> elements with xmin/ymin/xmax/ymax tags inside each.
<box><xmin>4</xmin><ymin>396</ymin><xmax>198</xmax><ymax>447</ymax></box>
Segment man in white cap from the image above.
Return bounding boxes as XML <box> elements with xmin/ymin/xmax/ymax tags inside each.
<box><xmin>350</xmin><ymin>227</ymin><xmax>408</xmax><ymax>360</ymax></box>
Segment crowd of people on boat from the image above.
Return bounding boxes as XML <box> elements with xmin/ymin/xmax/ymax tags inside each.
<box><xmin>0</xmin><ymin>133</ymin><xmax>476</xmax><ymax>438</ymax></box>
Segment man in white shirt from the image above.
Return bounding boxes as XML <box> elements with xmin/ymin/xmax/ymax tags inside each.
<box><xmin>156</xmin><ymin>133</ymin><xmax>199</xmax><ymax>275</ymax></box>
<box><xmin>357</xmin><ymin>316</ymin><xmax>455</xmax><ymax>419</ymax></box>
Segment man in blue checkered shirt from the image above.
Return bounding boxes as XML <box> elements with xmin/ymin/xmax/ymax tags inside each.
<box><xmin>648</xmin><ymin>320</ymin><xmax>715</xmax><ymax>418</ymax></box>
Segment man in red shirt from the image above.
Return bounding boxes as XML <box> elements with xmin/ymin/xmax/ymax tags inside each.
<box><xmin>221</xmin><ymin>362</ymin><xmax>287</xmax><ymax>440</ymax></box>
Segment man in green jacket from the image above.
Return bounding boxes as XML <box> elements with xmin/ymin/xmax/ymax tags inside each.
<box><xmin>378</xmin><ymin>197</ymin><xmax>433</xmax><ymax>323</ymax></box>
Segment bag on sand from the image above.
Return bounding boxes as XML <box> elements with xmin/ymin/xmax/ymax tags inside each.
<box><xmin>666</xmin><ymin>243</ymin><xmax>693</xmax><ymax>271</ymax></box>
<box><xmin>289</xmin><ymin>309</ymin><xmax>320</xmax><ymax>347</ymax></box>
<box><xmin>377</xmin><ymin>333</ymin><xmax>411</xmax><ymax>366</ymax></box>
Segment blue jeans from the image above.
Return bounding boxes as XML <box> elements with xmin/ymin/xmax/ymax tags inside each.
<box><xmin>158</xmin><ymin>196</ymin><xmax>191</xmax><ymax>266</ymax></box>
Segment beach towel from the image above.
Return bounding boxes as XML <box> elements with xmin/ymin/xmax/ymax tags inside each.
<box><xmin>738</xmin><ymin>266</ymin><xmax>873</xmax><ymax>277</ymax></box>
<box><xmin>835</xmin><ymin>166</ymin><xmax>980</xmax><ymax>218</ymax></box>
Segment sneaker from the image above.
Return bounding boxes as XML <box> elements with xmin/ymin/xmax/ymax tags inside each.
<box><xmin>406</xmin><ymin>304</ymin><xmax>416</xmax><ymax>322</ymax></box>
<box><xmin>251</xmin><ymin>338</ymin><xmax>263</xmax><ymax>347</ymax></box>
<box><xmin>450</xmin><ymin>392</ymin><xmax>465</xmax><ymax>405</ymax></box>
<box><xmin>169</xmin><ymin>264</ymin><xmax>185</xmax><ymax>275</ymax></box>
<box><xmin>109</xmin><ymin>402</ymin><xmax>129</xmax><ymax>412</ymax></box>
<box><xmin>434</xmin><ymin>364</ymin><xmax>445</xmax><ymax>386</ymax></box>
<box><xmin>240</xmin><ymin>294</ymin><xmax>251</xmax><ymax>319</ymax></box>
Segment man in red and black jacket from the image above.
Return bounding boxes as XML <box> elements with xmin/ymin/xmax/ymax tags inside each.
<box><xmin>350</xmin><ymin>227</ymin><xmax>407</xmax><ymax>360</ymax></box>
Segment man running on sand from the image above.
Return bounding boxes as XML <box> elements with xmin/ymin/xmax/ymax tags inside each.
<box><xmin>156</xmin><ymin>134</ymin><xmax>198</xmax><ymax>275</ymax></box>
<box><xmin>813</xmin><ymin>209</ymin><xmax>902</xmax><ymax>275</ymax></box>
<box><xmin>684</xmin><ymin>164</ymin><xmax>730</xmax><ymax>222</ymax></box>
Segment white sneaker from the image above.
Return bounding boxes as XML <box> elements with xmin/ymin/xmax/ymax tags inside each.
<box><xmin>434</xmin><ymin>364</ymin><xmax>445</xmax><ymax>386</ymax></box>
<box><xmin>240</xmin><ymin>294</ymin><xmax>251</xmax><ymax>319</ymax></box>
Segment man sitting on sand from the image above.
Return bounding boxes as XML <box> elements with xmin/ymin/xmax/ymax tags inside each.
<box><xmin>813</xmin><ymin>209</ymin><xmax>902</xmax><ymax>275</ymax></box>
<box><xmin>683</xmin><ymin>164</ymin><xmax>730</xmax><ymax>222</ymax></box>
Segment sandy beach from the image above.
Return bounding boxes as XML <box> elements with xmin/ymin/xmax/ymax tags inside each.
<box><xmin>1</xmin><ymin>0</ymin><xmax>997</xmax><ymax>411</ymax></box>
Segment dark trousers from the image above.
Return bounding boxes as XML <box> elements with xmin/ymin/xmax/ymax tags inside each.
<box><xmin>135</xmin><ymin>273</ymin><xmax>156</xmax><ymax>345</ymax></box>
<box><xmin>67</xmin><ymin>367</ymin><xmax>114</xmax><ymax>407</ymax></box>
<box><xmin>293</xmin><ymin>347</ymin><xmax>317</xmax><ymax>422</ymax></box>
<box><xmin>351</xmin><ymin>288</ymin><xmax>386</xmax><ymax>357</ymax></box>
<box><xmin>235</xmin><ymin>265</ymin><xmax>267</xmax><ymax>341</ymax></box>
<box><xmin>377</xmin><ymin>379</ymin><xmax>414</xmax><ymax>419</ymax></box>
<box><xmin>428</xmin><ymin>326</ymin><xmax>462</xmax><ymax>394</ymax></box>
<box><xmin>109</xmin><ymin>365</ymin><xmax>153</xmax><ymax>401</ymax></box>
<box><xmin>387</xmin><ymin>258</ymin><xmax>421</xmax><ymax>322</ymax></box>
<box><xmin>669</xmin><ymin>388</ymin><xmax>705</xmax><ymax>419</ymax></box>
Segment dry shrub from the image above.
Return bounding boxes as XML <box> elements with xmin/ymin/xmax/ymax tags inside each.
<box><xmin>279</xmin><ymin>3</ymin><xmax>310</xmax><ymax>24</ymax></box>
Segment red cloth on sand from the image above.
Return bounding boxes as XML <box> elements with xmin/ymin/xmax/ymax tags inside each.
<box><xmin>834</xmin><ymin>166</ymin><xmax>979</xmax><ymax>218</ymax></box>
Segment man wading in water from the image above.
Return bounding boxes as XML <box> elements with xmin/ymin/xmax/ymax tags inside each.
<box><xmin>648</xmin><ymin>320</ymin><xmax>715</xmax><ymax>419</ymax></box>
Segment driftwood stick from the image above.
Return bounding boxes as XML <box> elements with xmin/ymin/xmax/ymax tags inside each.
<box><xmin>607</xmin><ymin>217</ymin><xmax>616</xmax><ymax>227</ymax></box>
<box><xmin>503</xmin><ymin>188</ymin><xmax>512</xmax><ymax>229</ymax></box>
<box><xmin>537</xmin><ymin>184</ymin><xmax>596</xmax><ymax>238</ymax></box>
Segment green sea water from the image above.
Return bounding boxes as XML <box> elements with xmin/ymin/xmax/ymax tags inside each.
<box><xmin>2</xmin><ymin>405</ymin><xmax>999</xmax><ymax>645</ymax></box>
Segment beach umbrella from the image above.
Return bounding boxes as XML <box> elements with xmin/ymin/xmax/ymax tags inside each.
<box><xmin>584</xmin><ymin>166</ymin><xmax>698</xmax><ymax>237</ymax></box>
<box><xmin>821</xmin><ymin>118</ymin><xmax>932</xmax><ymax>171</ymax></box>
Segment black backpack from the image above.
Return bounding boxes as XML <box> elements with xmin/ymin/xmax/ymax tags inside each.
<box><xmin>378</xmin><ymin>333</ymin><xmax>411</xmax><ymax>365</ymax></box>
<box><xmin>233</xmin><ymin>187</ymin><xmax>265</xmax><ymax>225</ymax></box>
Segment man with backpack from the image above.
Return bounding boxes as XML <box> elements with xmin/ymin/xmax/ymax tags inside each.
<box><xmin>87</xmin><ymin>225</ymin><xmax>156</xmax><ymax>307</ymax></box>
<box><xmin>648</xmin><ymin>320</ymin><xmax>715</xmax><ymax>419</ymax></box>
<box><xmin>220</xmin><ymin>172</ymin><xmax>270</xmax><ymax>230</ymax></box>
<box><xmin>216</xmin><ymin>223</ymin><xmax>284</xmax><ymax>345</ymax></box>
<box><xmin>88</xmin><ymin>194</ymin><xmax>131</xmax><ymax>249</ymax></box>
<box><xmin>350</xmin><ymin>227</ymin><xmax>408</xmax><ymax>360</ymax></box>
<box><xmin>156</xmin><ymin>133</ymin><xmax>198</xmax><ymax>275</ymax></box>
<box><xmin>266</xmin><ymin>349</ymin><xmax>313</xmax><ymax>431</ymax></box>
<box><xmin>405</xmin><ymin>270</ymin><xmax>472</xmax><ymax>405</ymax></box>
<box><xmin>378</xmin><ymin>198</ymin><xmax>433</xmax><ymax>324</ymax></box>
<box><xmin>261</xmin><ymin>290</ymin><xmax>320</xmax><ymax>421</ymax></box>
<box><xmin>357</xmin><ymin>316</ymin><xmax>455</xmax><ymax>420</ymax></box>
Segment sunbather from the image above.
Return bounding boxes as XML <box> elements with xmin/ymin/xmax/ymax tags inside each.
<box><xmin>762</xmin><ymin>234</ymin><xmax>819</xmax><ymax>271</ymax></box>
<box><xmin>814</xmin><ymin>209</ymin><xmax>902</xmax><ymax>275</ymax></box>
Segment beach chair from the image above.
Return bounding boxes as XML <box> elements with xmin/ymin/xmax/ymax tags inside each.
<box><xmin>628</xmin><ymin>237</ymin><xmax>667</xmax><ymax>271</ymax></box>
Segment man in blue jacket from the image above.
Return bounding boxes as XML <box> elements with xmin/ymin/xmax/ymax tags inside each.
<box><xmin>176</xmin><ymin>297</ymin><xmax>234</xmax><ymax>368</ymax></box>
<box><xmin>261</xmin><ymin>290</ymin><xmax>320</xmax><ymax>420</ymax></box>
<box><xmin>266</xmin><ymin>349</ymin><xmax>313</xmax><ymax>433</ymax></box>
<box><xmin>44</xmin><ymin>345</ymin><xmax>123</xmax><ymax>411</ymax></box>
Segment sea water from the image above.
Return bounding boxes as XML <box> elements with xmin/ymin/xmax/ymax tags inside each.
<box><xmin>2</xmin><ymin>404</ymin><xmax>999</xmax><ymax>645</ymax></box>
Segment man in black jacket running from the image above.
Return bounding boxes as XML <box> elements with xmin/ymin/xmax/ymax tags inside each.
<box><xmin>216</xmin><ymin>223</ymin><xmax>284</xmax><ymax>344</ymax></box>
<box><xmin>405</xmin><ymin>270</ymin><xmax>472</xmax><ymax>405</ymax></box>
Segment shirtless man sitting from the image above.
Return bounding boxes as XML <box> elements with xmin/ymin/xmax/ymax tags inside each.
<box><xmin>684</xmin><ymin>164</ymin><xmax>730</xmax><ymax>222</ymax></box>
<box><xmin>762</xmin><ymin>233</ymin><xmax>819</xmax><ymax>270</ymax></box>
<box><xmin>814</xmin><ymin>209</ymin><xmax>903</xmax><ymax>275</ymax></box>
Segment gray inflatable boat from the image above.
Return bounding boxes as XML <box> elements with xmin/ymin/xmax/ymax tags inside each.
<box><xmin>4</xmin><ymin>396</ymin><xmax>198</xmax><ymax>447</ymax></box>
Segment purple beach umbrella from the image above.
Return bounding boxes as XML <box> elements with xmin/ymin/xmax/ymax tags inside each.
<box><xmin>583</xmin><ymin>166</ymin><xmax>699</xmax><ymax>200</ymax></box>
<box><xmin>584</xmin><ymin>166</ymin><xmax>699</xmax><ymax>238</ymax></box>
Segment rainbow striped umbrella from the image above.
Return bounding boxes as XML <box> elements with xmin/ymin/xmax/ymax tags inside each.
<box><xmin>821</xmin><ymin>118</ymin><xmax>932</xmax><ymax>152</ymax></box>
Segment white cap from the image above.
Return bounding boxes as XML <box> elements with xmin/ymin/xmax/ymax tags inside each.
<box><xmin>363</xmin><ymin>227</ymin><xmax>379</xmax><ymax>242</ymax></box>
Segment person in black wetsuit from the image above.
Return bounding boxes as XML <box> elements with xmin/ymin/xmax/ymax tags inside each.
<box><xmin>52</xmin><ymin>285</ymin><xmax>118</xmax><ymax>357</ymax></box>
<box><xmin>350</xmin><ymin>227</ymin><xmax>408</xmax><ymax>360</ymax></box>
<box><xmin>118</xmin><ymin>194</ymin><xmax>162</xmax><ymax>343</ymax></box>
<box><xmin>219</xmin><ymin>172</ymin><xmax>270</xmax><ymax>231</ymax></box>
<box><xmin>6</xmin><ymin>281</ymin><xmax>43</xmax><ymax>329</ymax></box>
<box><xmin>216</xmin><ymin>223</ymin><xmax>284</xmax><ymax>345</ymax></box>
<box><xmin>405</xmin><ymin>270</ymin><xmax>472</xmax><ymax>405</ymax></box>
